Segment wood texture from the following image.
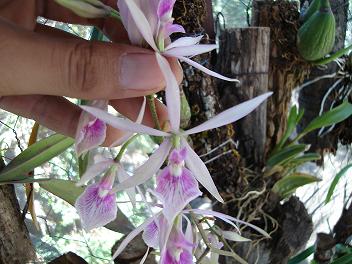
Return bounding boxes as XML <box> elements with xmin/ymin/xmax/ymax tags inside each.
<box><xmin>217</xmin><ymin>27</ymin><xmax>270</xmax><ymax>166</ymax></box>
<box><xmin>0</xmin><ymin>184</ymin><xmax>36</xmax><ymax>263</ymax></box>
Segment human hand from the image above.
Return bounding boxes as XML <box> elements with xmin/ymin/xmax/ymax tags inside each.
<box><xmin>0</xmin><ymin>0</ymin><xmax>182</xmax><ymax>145</ymax></box>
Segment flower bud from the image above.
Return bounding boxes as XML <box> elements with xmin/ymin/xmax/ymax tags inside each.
<box><xmin>55</xmin><ymin>0</ymin><xmax>112</xmax><ymax>18</ymax></box>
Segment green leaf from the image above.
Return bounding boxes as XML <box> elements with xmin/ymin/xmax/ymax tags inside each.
<box><xmin>267</xmin><ymin>144</ymin><xmax>308</xmax><ymax>167</ymax></box>
<box><xmin>40</xmin><ymin>179</ymin><xmax>84</xmax><ymax>205</ymax></box>
<box><xmin>288</xmin><ymin>153</ymin><xmax>321</xmax><ymax>167</ymax></box>
<box><xmin>40</xmin><ymin>179</ymin><xmax>134</xmax><ymax>234</ymax></box>
<box><xmin>331</xmin><ymin>253</ymin><xmax>352</xmax><ymax>264</ymax></box>
<box><xmin>302</xmin><ymin>101</ymin><xmax>352</xmax><ymax>136</ymax></box>
<box><xmin>325</xmin><ymin>163</ymin><xmax>352</xmax><ymax>204</ymax></box>
<box><xmin>272</xmin><ymin>173</ymin><xmax>320</xmax><ymax>198</ymax></box>
<box><xmin>0</xmin><ymin>177</ymin><xmax>50</xmax><ymax>185</ymax></box>
<box><xmin>0</xmin><ymin>134</ymin><xmax>74</xmax><ymax>182</ymax></box>
<box><xmin>288</xmin><ymin>245</ymin><xmax>314</xmax><ymax>264</ymax></box>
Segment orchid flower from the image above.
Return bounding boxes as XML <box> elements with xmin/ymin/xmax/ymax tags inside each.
<box><xmin>74</xmin><ymin>155</ymin><xmax>137</xmax><ymax>230</ymax></box>
<box><xmin>75</xmin><ymin>167</ymin><xmax>117</xmax><ymax>231</ymax></box>
<box><xmin>117</xmin><ymin>0</ymin><xmax>236</xmax><ymax>81</ymax></box>
<box><xmin>151</xmin><ymin>147</ymin><xmax>202</xmax><ymax>223</ymax></box>
<box><xmin>80</xmin><ymin>92</ymin><xmax>272</xmax><ymax>204</ymax></box>
<box><xmin>75</xmin><ymin>100</ymin><xmax>108</xmax><ymax>157</ymax></box>
<box><xmin>113</xmin><ymin>207</ymin><xmax>269</xmax><ymax>261</ymax></box>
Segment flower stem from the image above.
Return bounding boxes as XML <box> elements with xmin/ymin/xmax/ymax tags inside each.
<box><xmin>147</xmin><ymin>95</ymin><xmax>161</xmax><ymax>130</ymax></box>
<box><xmin>114</xmin><ymin>134</ymin><xmax>139</xmax><ymax>162</ymax></box>
<box><xmin>109</xmin><ymin>9</ymin><xmax>121</xmax><ymax>20</ymax></box>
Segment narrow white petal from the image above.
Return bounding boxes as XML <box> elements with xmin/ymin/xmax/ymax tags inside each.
<box><xmin>189</xmin><ymin>209</ymin><xmax>270</xmax><ymax>238</ymax></box>
<box><xmin>136</xmin><ymin>97</ymin><xmax>147</xmax><ymax>124</ymax></box>
<box><xmin>109</xmin><ymin>133</ymin><xmax>133</xmax><ymax>148</ymax></box>
<box><xmin>139</xmin><ymin>247</ymin><xmax>150</xmax><ymax>264</ymax></box>
<box><xmin>113</xmin><ymin>139</ymin><xmax>172</xmax><ymax>192</ymax></box>
<box><xmin>163</xmin><ymin>44</ymin><xmax>217</xmax><ymax>57</ymax></box>
<box><xmin>109</xmin><ymin>97</ymin><xmax>145</xmax><ymax>148</ymax></box>
<box><xmin>184</xmin><ymin>92</ymin><xmax>273</xmax><ymax>135</ymax></box>
<box><xmin>165</xmin><ymin>36</ymin><xmax>203</xmax><ymax>50</ymax></box>
<box><xmin>81</xmin><ymin>106</ymin><xmax>169</xmax><ymax>137</ymax></box>
<box><xmin>177</xmin><ymin>56</ymin><xmax>240</xmax><ymax>82</ymax></box>
<box><xmin>117</xmin><ymin>168</ymin><xmax>137</xmax><ymax>206</ymax></box>
<box><xmin>112</xmin><ymin>215</ymin><xmax>158</xmax><ymax>259</ymax></box>
<box><xmin>155</xmin><ymin>53</ymin><xmax>180</xmax><ymax>132</ymax></box>
<box><xmin>122</xmin><ymin>0</ymin><xmax>158</xmax><ymax>51</ymax></box>
<box><xmin>182</xmin><ymin>139</ymin><xmax>224</xmax><ymax>203</ymax></box>
<box><xmin>76</xmin><ymin>160</ymin><xmax>115</xmax><ymax>186</ymax></box>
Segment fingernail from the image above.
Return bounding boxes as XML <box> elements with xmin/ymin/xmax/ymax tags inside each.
<box><xmin>120</xmin><ymin>53</ymin><xmax>162</xmax><ymax>90</ymax></box>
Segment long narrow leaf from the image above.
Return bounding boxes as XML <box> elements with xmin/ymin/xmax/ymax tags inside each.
<box><xmin>288</xmin><ymin>245</ymin><xmax>314</xmax><ymax>264</ymax></box>
<box><xmin>325</xmin><ymin>164</ymin><xmax>352</xmax><ymax>204</ymax></box>
<box><xmin>331</xmin><ymin>253</ymin><xmax>352</xmax><ymax>264</ymax></box>
<box><xmin>0</xmin><ymin>134</ymin><xmax>74</xmax><ymax>181</ymax></box>
<box><xmin>267</xmin><ymin>144</ymin><xmax>308</xmax><ymax>167</ymax></box>
<box><xmin>272</xmin><ymin>173</ymin><xmax>320</xmax><ymax>198</ymax></box>
<box><xmin>302</xmin><ymin>101</ymin><xmax>352</xmax><ymax>136</ymax></box>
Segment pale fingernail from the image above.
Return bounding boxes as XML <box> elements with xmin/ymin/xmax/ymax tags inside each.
<box><xmin>119</xmin><ymin>53</ymin><xmax>163</xmax><ymax>90</ymax></box>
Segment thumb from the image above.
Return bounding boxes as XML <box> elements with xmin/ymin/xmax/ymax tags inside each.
<box><xmin>0</xmin><ymin>19</ymin><xmax>182</xmax><ymax>99</ymax></box>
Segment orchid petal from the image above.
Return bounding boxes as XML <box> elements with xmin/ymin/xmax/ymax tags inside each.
<box><xmin>177</xmin><ymin>55</ymin><xmax>240</xmax><ymax>82</ymax></box>
<box><xmin>76</xmin><ymin>160</ymin><xmax>115</xmax><ymax>186</ymax></box>
<box><xmin>109</xmin><ymin>97</ymin><xmax>146</xmax><ymax>148</ymax></box>
<box><xmin>189</xmin><ymin>209</ymin><xmax>270</xmax><ymax>238</ymax></box>
<box><xmin>155</xmin><ymin>167</ymin><xmax>202</xmax><ymax>223</ymax></box>
<box><xmin>113</xmin><ymin>139</ymin><xmax>172</xmax><ymax>192</ymax></box>
<box><xmin>184</xmin><ymin>92</ymin><xmax>273</xmax><ymax>135</ymax></box>
<box><xmin>112</xmin><ymin>214</ymin><xmax>159</xmax><ymax>259</ymax></box>
<box><xmin>80</xmin><ymin>105</ymin><xmax>169</xmax><ymax>137</ymax></box>
<box><xmin>163</xmin><ymin>23</ymin><xmax>185</xmax><ymax>39</ymax></box>
<box><xmin>75</xmin><ymin>183</ymin><xmax>117</xmax><ymax>231</ymax></box>
<box><xmin>182</xmin><ymin>139</ymin><xmax>224</xmax><ymax>203</ymax></box>
<box><xmin>165</xmin><ymin>36</ymin><xmax>203</xmax><ymax>50</ymax></box>
<box><xmin>142</xmin><ymin>220</ymin><xmax>159</xmax><ymax>249</ymax></box>
<box><xmin>75</xmin><ymin>100</ymin><xmax>108</xmax><ymax>156</ymax></box>
<box><xmin>163</xmin><ymin>44</ymin><xmax>217</xmax><ymax>57</ymax></box>
<box><xmin>117</xmin><ymin>167</ymin><xmax>137</xmax><ymax>206</ymax></box>
<box><xmin>139</xmin><ymin>247</ymin><xmax>150</xmax><ymax>264</ymax></box>
<box><xmin>157</xmin><ymin>0</ymin><xmax>176</xmax><ymax>19</ymax></box>
<box><xmin>120</xmin><ymin>0</ymin><xmax>158</xmax><ymax>51</ymax></box>
<box><xmin>155</xmin><ymin>52</ymin><xmax>180</xmax><ymax>132</ymax></box>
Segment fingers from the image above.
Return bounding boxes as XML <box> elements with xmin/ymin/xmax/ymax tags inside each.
<box><xmin>0</xmin><ymin>18</ymin><xmax>183</xmax><ymax>99</ymax></box>
<box><xmin>0</xmin><ymin>95</ymin><xmax>169</xmax><ymax>146</ymax></box>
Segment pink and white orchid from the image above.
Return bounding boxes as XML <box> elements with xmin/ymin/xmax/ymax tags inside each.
<box><xmin>75</xmin><ymin>100</ymin><xmax>108</xmax><ymax>157</ymax></box>
<box><xmin>80</xmin><ymin>92</ymin><xmax>272</xmax><ymax>204</ymax></box>
<box><xmin>74</xmin><ymin>155</ymin><xmax>137</xmax><ymax>230</ymax></box>
<box><xmin>117</xmin><ymin>0</ymin><xmax>235</xmax><ymax>80</ymax></box>
<box><xmin>75</xmin><ymin>167</ymin><xmax>117</xmax><ymax>231</ymax></box>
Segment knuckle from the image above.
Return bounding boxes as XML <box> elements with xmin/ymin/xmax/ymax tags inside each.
<box><xmin>65</xmin><ymin>42</ymin><xmax>99</xmax><ymax>98</ymax></box>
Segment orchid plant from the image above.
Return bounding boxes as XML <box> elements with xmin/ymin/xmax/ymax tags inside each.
<box><xmin>55</xmin><ymin>0</ymin><xmax>273</xmax><ymax>262</ymax></box>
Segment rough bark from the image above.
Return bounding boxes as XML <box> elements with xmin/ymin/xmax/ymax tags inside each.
<box><xmin>0</xmin><ymin>159</ymin><xmax>36</xmax><ymax>264</ymax></box>
<box><xmin>216</xmin><ymin>27</ymin><xmax>270</xmax><ymax>166</ymax></box>
<box><xmin>252</xmin><ymin>0</ymin><xmax>311</xmax><ymax>156</ymax></box>
<box><xmin>298</xmin><ymin>0</ymin><xmax>350</xmax><ymax>154</ymax></box>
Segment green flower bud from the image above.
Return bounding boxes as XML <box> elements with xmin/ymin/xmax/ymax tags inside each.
<box><xmin>55</xmin><ymin>0</ymin><xmax>112</xmax><ymax>18</ymax></box>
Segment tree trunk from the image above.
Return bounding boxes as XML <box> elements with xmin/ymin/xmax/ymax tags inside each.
<box><xmin>216</xmin><ymin>27</ymin><xmax>270</xmax><ymax>167</ymax></box>
<box><xmin>0</xmin><ymin>163</ymin><xmax>36</xmax><ymax>263</ymax></box>
<box><xmin>252</xmin><ymin>0</ymin><xmax>311</xmax><ymax>156</ymax></box>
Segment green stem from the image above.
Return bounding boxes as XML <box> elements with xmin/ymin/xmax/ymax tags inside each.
<box><xmin>114</xmin><ymin>134</ymin><xmax>139</xmax><ymax>162</ymax></box>
<box><xmin>313</xmin><ymin>44</ymin><xmax>352</xmax><ymax>65</ymax></box>
<box><xmin>147</xmin><ymin>95</ymin><xmax>162</xmax><ymax>130</ymax></box>
<box><xmin>109</xmin><ymin>9</ymin><xmax>121</xmax><ymax>20</ymax></box>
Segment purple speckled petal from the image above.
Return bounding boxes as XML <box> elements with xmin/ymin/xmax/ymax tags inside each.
<box><xmin>157</xmin><ymin>0</ymin><xmax>176</xmax><ymax>20</ymax></box>
<box><xmin>142</xmin><ymin>220</ymin><xmax>159</xmax><ymax>249</ymax></box>
<box><xmin>155</xmin><ymin>166</ymin><xmax>201</xmax><ymax>223</ymax></box>
<box><xmin>75</xmin><ymin>183</ymin><xmax>117</xmax><ymax>231</ymax></box>
<box><xmin>75</xmin><ymin>100</ymin><xmax>108</xmax><ymax>157</ymax></box>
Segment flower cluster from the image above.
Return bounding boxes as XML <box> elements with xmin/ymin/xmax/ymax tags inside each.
<box><xmin>72</xmin><ymin>0</ymin><xmax>272</xmax><ymax>263</ymax></box>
